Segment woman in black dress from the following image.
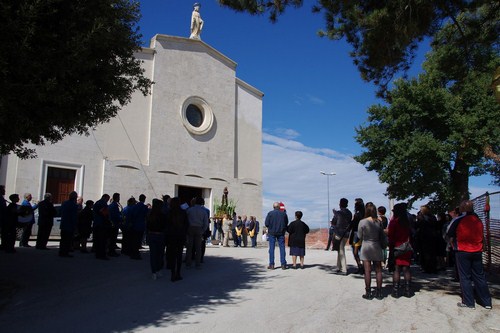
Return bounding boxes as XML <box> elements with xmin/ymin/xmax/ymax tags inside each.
<box><xmin>288</xmin><ymin>211</ymin><xmax>310</xmax><ymax>269</ymax></box>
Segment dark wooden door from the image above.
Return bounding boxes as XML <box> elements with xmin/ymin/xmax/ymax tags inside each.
<box><xmin>46</xmin><ymin>167</ymin><xmax>76</xmax><ymax>204</ymax></box>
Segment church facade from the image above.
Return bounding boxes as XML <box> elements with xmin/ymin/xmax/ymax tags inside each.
<box><xmin>0</xmin><ymin>35</ymin><xmax>263</xmax><ymax>220</ymax></box>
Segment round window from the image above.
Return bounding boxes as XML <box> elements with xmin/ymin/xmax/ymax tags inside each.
<box><xmin>186</xmin><ymin>104</ymin><xmax>203</xmax><ymax>127</ymax></box>
<box><xmin>180</xmin><ymin>96</ymin><xmax>214</xmax><ymax>135</ymax></box>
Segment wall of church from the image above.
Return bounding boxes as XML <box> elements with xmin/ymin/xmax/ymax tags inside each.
<box><xmin>93</xmin><ymin>50</ymin><xmax>155</xmax><ymax>165</ymax></box>
<box><xmin>235</xmin><ymin>80</ymin><xmax>263</xmax><ymax>183</ymax></box>
<box><xmin>1</xmin><ymin>134</ymin><xmax>104</xmax><ymax>202</ymax></box>
<box><xmin>147</xmin><ymin>36</ymin><xmax>238</xmax><ymax>182</ymax></box>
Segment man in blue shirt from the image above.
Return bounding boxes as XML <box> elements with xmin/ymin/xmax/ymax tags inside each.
<box><xmin>20</xmin><ymin>193</ymin><xmax>38</xmax><ymax>247</ymax></box>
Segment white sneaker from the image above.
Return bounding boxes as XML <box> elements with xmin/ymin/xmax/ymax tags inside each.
<box><xmin>152</xmin><ymin>273</ymin><xmax>157</xmax><ymax>280</ymax></box>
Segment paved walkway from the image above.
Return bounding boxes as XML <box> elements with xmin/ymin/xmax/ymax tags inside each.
<box><xmin>0</xmin><ymin>243</ymin><xmax>498</xmax><ymax>332</ymax></box>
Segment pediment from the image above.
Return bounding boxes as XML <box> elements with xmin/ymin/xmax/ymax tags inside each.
<box><xmin>149</xmin><ymin>34</ymin><xmax>237</xmax><ymax>71</ymax></box>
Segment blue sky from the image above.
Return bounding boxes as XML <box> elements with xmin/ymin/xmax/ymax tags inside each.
<box><xmin>137</xmin><ymin>1</ymin><xmax>499</xmax><ymax>228</ymax></box>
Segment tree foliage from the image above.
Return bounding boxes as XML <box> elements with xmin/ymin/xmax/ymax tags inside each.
<box><xmin>0</xmin><ymin>0</ymin><xmax>152</xmax><ymax>158</ymax></box>
<box><xmin>219</xmin><ymin>0</ymin><xmax>500</xmax><ymax>208</ymax></box>
<box><xmin>354</xmin><ymin>54</ymin><xmax>500</xmax><ymax>209</ymax></box>
<box><xmin>218</xmin><ymin>0</ymin><xmax>499</xmax><ymax>96</ymax></box>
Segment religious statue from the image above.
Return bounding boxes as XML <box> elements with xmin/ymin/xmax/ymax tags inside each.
<box><xmin>189</xmin><ymin>3</ymin><xmax>204</xmax><ymax>40</ymax></box>
<box><xmin>222</xmin><ymin>187</ymin><xmax>228</xmax><ymax>207</ymax></box>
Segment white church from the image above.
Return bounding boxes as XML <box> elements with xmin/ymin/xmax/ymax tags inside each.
<box><xmin>0</xmin><ymin>34</ymin><xmax>264</xmax><ymax>220</ymax></box>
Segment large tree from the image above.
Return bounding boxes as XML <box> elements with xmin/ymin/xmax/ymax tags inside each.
<box><xmin>0</xmin><ymin>0</ymin><xmax>152</xmax><ymax>158</ymax></box>
<box><xmin>219</xmin><ymin>0</ymin><xmax>500</xmax><ymax>207</ymax></box>
<box><xmin>354</xmin><ymin>54</ymin><xmax>499</xmax><ymax>209</ymax></box>
<box><xmin>219</xmin><ymin>0</ymin><xmax>499</xmax><ymax>96</ymax></box>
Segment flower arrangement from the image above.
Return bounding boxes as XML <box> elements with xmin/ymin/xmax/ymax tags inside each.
<box><xmin>213</xmin><ymin>187</ymin><xmax>237</xmax><ymax>218</ymax></box>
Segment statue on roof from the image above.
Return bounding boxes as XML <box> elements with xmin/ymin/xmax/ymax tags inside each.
<box><xmin>189</xmin><ymin>3</ymin><xmax>204</xmax><ymax>40</ymax></box>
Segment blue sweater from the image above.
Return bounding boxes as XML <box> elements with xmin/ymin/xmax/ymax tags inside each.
<box><xmin>108</xmin><ymin>201</ymin><xmax>122</xmax><ymax>227</ymax></box>
<box><xmin>265</xmin><ymin>208</ymin><xmax>289</xmax><ymax>236</ymax></box>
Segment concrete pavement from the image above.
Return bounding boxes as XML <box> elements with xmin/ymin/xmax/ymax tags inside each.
<box><xmin>0</xmin><ymin>243</ymin><xmax>498</xmax><ymax>332</ymax></box>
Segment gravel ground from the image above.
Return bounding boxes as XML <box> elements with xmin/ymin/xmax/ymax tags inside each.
<box><xmin>0</xmin><ymin>242</ymin><xmax>498</xmax><ymax>333</ymax></box>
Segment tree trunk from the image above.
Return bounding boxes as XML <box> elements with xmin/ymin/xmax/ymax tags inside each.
<box><xmin>450</xmin><ymin>158</ymin><xmax>469</xmax><ymax>207</ymax></box>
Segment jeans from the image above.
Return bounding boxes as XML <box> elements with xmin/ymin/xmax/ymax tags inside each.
<box><xmin>268</xmin><ymin>234</ymin><xmax>286</xmax><ymax>266</ymax></box>
<box><xmin>148</xmin><ymin>233</ymin><xmax>165</xmax><ymax>274</ymax></box>
<box><xmin>251</xmin><ymin>235</ymin><xmax>257</xmax><ymax>247</ymax></box>
<box><xmin>455</xmin><ymin>251</ymin><xmax>492</xmax><ymax>307</ymax></box>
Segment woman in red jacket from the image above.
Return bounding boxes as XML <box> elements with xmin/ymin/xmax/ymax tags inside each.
<box><xmin>388</xmin><ymin>202</ymin><xmax>413</xmax><ymax>298</ymax></box>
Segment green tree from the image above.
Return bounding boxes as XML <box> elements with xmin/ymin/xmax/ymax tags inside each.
<box><xmin>0</xmin><ymin>0</ymin><xmax>152</xmax><ymax>158</ymax></box>
<box><xmin>354</xmin><ymin>56</ymin><xmax>500</xmax><ymax>209</ymax></box>
<box><xmin>219</xmin><ymin>0</ymin><xmax>500</xmax><ymax>206</ymax></box>
<box><xmin>219</xmin><ymin>1</ymin><xmax>499</xmax><ymax>96</ymax></box>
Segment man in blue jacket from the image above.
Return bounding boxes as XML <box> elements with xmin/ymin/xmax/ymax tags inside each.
<box><xmin>108</xmin><ymin>193</ymin><xmax>122</xmax><ymax>257</ymax></box>
<box><xmin>265</xmin><ymin>202</ymin><xmax>289</xmax><ymax>270</ymax></box>
<box><xmin>130</xmin><ymin>194</ymin><xmax>149</xmax><ymax>260</ymax></box>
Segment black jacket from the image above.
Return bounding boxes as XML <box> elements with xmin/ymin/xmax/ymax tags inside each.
<box><xmin>287</xmin><ymin>219</ymin><xmax>310</xmax><ymax>249</ymax></box>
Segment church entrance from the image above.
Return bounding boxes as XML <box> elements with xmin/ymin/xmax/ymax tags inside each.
<box><xmin>177</xmin><ymin>185</ymin><xmax>203</xmax><ymax>206</ymax></box>
<box><xmin>45</xmin><ymin>167</ymin><xmax>77</xmax><ymax>204</ymax></box>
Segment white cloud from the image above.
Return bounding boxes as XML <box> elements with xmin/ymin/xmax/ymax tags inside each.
<box><xmin>272</xmin><ymin>128</ymin><xmax>301</xmax><ymax>140</ymax></box>
<box><xmin>262</xmin><ymin>133</ymin><xmax>389</xmax><ymax>229</ymax></box>
<box><xmin>261</xmin><ymin>134</ymin><xmax>500</xmax><ymax>229</ymax></box>
<box><xmin>307</xmin><ymin>94</ymin><xmax>326</xmax><ymax>105</ymax></box>
<box><xmin>292</xmin><ymin>94</ymin><xmax>326</xmax><ymax>106</ymax></box>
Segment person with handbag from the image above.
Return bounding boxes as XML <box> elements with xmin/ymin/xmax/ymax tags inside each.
<box><xmin>388</xmin><ymin>202</ymin><xmax>413</xmax><ymax>298</ymax></box>
<box><xmin>332</xmin><ymin>198</ymin><xmax>352</xmax><ymax>275</ymax></box>
<box><xmin>358</xmin><ymin>202</ymin><xmax>385</xmax><ymax>300</ymax></box>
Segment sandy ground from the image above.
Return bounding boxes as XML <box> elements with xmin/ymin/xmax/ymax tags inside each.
<box><xmin>0</xmin><ymin>242</ymin><xmax>499</xmax><ymax>333</ymax></box>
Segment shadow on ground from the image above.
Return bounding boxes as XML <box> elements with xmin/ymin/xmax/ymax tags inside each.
<box><xmin>314</xmin><ymin>259</ymin><xmax>500</xmax><ymax>300</ymax></box>
<box><xmin>0</xmin><ymin>247</ymin><xmax>268</xmax><ymax>332</ymax></box>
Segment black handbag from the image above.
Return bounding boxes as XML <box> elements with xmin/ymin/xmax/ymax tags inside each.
<box><xmin>332</xmin><ymin>223</ymin><xmax>351</xmax><ymax>251</ymax></box>
<box><xmin>394</xmin><ymin>241</ymin><xmax>413</xmax><ymax>257</ymax></box>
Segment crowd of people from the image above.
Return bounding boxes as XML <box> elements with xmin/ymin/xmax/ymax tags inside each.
<box><xmin>0</xmin><ymin>185</ymin><xmax>493</xmax><ymax>308</ymax></box>
<box><xmin>262</xmin><ymin>197</ymin><xmax>492</xmax><ymax>309</ymax></box>
<box><xmin>0</xmin><ymin>187</ymin><xmax>221</xmax><ymax>282</ymax></box>
<box><xmin>0</xmin><ymin>186</ymin><xmax>265</xmax><ymax>282</ymax></box>
<box><xmin>213</xmin><ymin>213</ymin><xmax>260</xmax><ymax>248</ymax></box>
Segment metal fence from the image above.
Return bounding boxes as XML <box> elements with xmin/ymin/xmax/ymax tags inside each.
<box><xmin>472</xmin><ymin>191</ymin><xmax>500</xmax><ymax>272</ymax></box>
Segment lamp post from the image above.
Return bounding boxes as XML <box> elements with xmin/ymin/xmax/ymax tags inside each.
<box><xmin>320</xmin><ymin>171</ymin><xmax>336</xmax><ymax>227</ymax></box>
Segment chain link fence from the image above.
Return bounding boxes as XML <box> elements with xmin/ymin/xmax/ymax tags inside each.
<box><xmin>472</xmin><ymin>191</ymin><xmax>500</xmax><ymax>272</ymax></box>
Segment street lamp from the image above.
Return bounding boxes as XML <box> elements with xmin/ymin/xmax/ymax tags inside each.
<box><xmin>320</xmin><ymin>171</ymin><xmax>336</xmax><ymax>226</ymax></box>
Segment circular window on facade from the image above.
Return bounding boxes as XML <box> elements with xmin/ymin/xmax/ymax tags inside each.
<box><xmin>180</xmin><ymin>96</ymin><xmax>214</xmax><ymax>135</ymax></box>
